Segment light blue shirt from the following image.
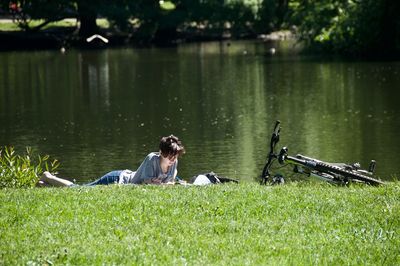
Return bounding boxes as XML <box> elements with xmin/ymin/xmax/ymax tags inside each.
<box><xmin>118</xmin><ymin>152</ymin><xmax>177</xmax><ymax>184</ymax></box>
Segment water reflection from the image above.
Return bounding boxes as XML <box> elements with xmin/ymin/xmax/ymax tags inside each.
<box><xmin>0</xmin><ymin>42</ymin><xmax>399</xmax><ymax>182</ymax></box>
<box><xmin>79</xmin><ymin>52</ymin><xmax>111</xmax><ymax>108</ymax></box>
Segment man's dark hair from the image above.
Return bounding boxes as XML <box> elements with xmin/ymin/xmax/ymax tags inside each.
<box><xmin>159</xmin><ymin>135</ymin><xmax>185</xmax><ymax>157</ymax></box>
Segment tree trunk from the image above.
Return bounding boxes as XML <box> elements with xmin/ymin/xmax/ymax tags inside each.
<box><xmin>377</xmin><ymin>0</ymin><xmax>400</xmax><ymax>54</ymax></box>
<box><xmin>276</xmin><ymin>0</ymin><xmax>289</xmax><ymax>28</ymax></box>
<box><xmin>77</xmin><ymin>2</ymin><xmax>98</xmax><ymax>38</ymax></box>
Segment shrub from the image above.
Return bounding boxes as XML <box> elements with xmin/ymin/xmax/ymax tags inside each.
<box><xmin>0</xmin><ymin>146</ymin><xmax>59</xmax><ymax>189</ymax></box>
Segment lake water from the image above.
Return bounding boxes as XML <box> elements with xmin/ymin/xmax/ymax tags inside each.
<box><xmin>1</xmin><ymin>40</ymin><xmax>399</xmax><ymax>183</ymax></box>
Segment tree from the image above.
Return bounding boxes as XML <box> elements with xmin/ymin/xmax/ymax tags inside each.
<box><xmin>288</xmin><ymin>0</ymin><xmax>400</xmax><ymax>56</ymax></box>
<box><xmin>3</xmin><ymin>0</ymin><xmax>260</xmax><ymax>43</ymax></box>
<box><xmin>76</xmin><ymin>1</ymin><xmax>98</xmax><ymax>37</ymax></box>
<box><xmin>2</xmin><ymin>0</ymin><xmax>132</xmax><ymax>37</ymax></box>
<box><xmin>254</xmin><ymin>0</ymin><xmax>290</xmax><ymax>33</ymax></box>
<box><xmin>3</xmin><ymin>0</ymin><xmax>75</xmax><ymax>32</ymax></box>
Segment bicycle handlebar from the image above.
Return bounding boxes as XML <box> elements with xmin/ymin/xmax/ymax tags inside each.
<box><xmin>270</xmin><ymin>120</ymin><xmax>281</xmax><ymax>154</ymax></box>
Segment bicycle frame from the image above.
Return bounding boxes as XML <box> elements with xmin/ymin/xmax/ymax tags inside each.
<box><xmin>260</xmin><ymin>121</ymin><xmax>384</xmax><ymax>185</ymax></box>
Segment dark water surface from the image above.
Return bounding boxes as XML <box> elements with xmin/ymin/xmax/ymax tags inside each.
<box><xmin>1</xmin><ymin>40</ymin><xmax>399</xmax><ymax>183</ymax></box>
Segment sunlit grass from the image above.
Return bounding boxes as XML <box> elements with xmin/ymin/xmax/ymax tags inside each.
<box><xmin>0</xmin><ymin>18</ymin><xmax>110</xmax><ymax>31</ymax></box>
<box><xmin>0</xmin><ymin>19</ymin><xmax>21</xmax><ymax>31</ymax></box>
<box><xmin>1</xmin><ymin>182</ymin><xmax>399</xmax><ymax>264</ymax></box>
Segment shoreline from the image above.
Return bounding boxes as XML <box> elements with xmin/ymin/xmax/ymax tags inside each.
<box><xmin>0</xmin><ymin>19</ymin><xmax>294</xmax><ymax>51</ymax></box>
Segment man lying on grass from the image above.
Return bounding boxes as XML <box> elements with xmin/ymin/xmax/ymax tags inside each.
<box><xmin>39</xmin><ymin>135</ymin><xmax>185</xmax><ymax>187</ymax></box>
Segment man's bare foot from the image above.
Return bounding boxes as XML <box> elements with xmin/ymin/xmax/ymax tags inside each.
<box><xmin>36</xmin><ymin>180</ymin><xmax>48</xmax><ymax>187</ymax></box>
<box><xmin>36</xmin><ymin>171</ymin><xmax>54</xmax><ymax>187</ymax></box>
<box><xmin>42</xmin><ymin>171</ymin><xmax>55</xmax><ymax>179</ymax></box>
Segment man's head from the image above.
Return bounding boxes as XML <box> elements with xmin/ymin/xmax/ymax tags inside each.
<box><xmin>159</xmin><ymin>135</ymin><xmax>185</xmax><ymax>159</ymax></box>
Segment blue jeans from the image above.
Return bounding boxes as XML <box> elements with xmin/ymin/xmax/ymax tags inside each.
<box><xmin>85</xmin><ymin>170</ymin><xmax>123</xmax><ymax>186</ymax></box>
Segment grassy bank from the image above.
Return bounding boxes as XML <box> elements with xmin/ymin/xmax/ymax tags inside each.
<box><xmin>1</xmin><ymin>182</ymin><xmax>399</xmax><ymax>265</ymax></box>
<box><xmin>0</xmin><ymin>18</ymin><xmax>109</xmax><ymax>31</ymax></box>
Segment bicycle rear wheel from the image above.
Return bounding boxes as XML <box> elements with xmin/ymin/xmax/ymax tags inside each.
<box><xmin>315</xmin><ymin>162</ymin><xmax>384</xmax><ymax>185</ymax></box>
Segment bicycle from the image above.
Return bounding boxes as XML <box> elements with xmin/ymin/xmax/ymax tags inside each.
<box><xmin>260</xmin><ymin>120</ymin><xmax>385</xmax><ymax>186</ymax></box>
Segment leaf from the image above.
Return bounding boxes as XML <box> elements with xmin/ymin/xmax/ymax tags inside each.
<box><xmin>159</xmin><ymin>0</ymin><xmax>176</xmax><ymax>11</ymax></box>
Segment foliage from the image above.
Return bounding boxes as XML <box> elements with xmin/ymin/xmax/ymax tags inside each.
<box><xmin>288</xmin><ymin>0</ymin><xmax>400</xmax><ymax>55</ymax></box>
<box><xmin>255</xmin><ymin>0</ymin><xmax>289</xmax><ymax>32</ymax></box>
<box><xmin>0</xmin><ymin>182</ymin><xmax>399</xmax><ymax>264</ymax></box>
<box><xmin>2</xmin><ymin>0</ymin><xmax>260</xmax><ymax>38</ymax></box>
<box><xmin>2</xmin><ymin>0</ymin><xmax>399</xmax><ymax>55</ymax></box>
<box><xmin>0</xmin><ymin>146</ymin><xmax>59</xmax><ymax>189</ymax></box>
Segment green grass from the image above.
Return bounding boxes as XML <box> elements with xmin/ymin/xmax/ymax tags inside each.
<box><xmin>0</xmin><ymin>20</ymin><xmax>21</xmax><ymax>31</ymax></box>
<box><xmin>0</xmin><ymin>18</ymin><xmax>110</xmax><ymax>31</ymax></box>
<box><xmin>1</xmin><ymin>182</ymin><xmax>399</xmax><ymax>265</ymax></box>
